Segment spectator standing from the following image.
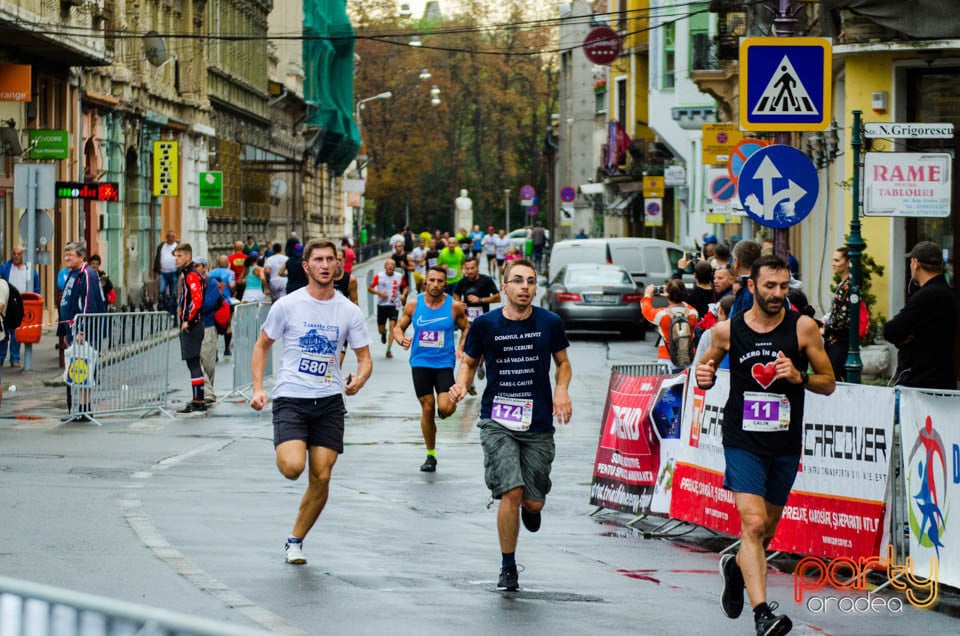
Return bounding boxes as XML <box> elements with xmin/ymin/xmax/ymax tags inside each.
<box><xmin>575</xmin><ymin>228</ymin><xmax>589</xmax><ymax>239</ymax></box>
<box><xmin>712</xmin><ymin>242</ymin><xmax>732</xmax><ymax>271</ymax></box>
<box><xmin>195</xmin><ymin>257</ymin><xmax>220</xmax><ymax>405</ymax></box>
<box><xmin>207</xmin><ymin>255</ymin><xmax>236</xmax><ymax>358</ymax></box>
<box><xmin>281</xmin><ymin>243</ymin><xmax>307</xmax><ymax>295</ymax></box>
<box><xmin>0</xmin><ymin>246</ymin><xmax>40</xmax><ymax>367</ymax></box>
<box><xmin>59</xmin><ymin>242</ymin><xmax>106</xmax><ymax>420</ymax></box>
<box><xmin>883</xmin><ymin>241</ymin><xmax>958</xmax><ymax>390</ymax></box>
<box><xmin>823</xmin><ymin>247</ymin><xmax>854</xmax><ymax>381</ymax></box>
<box><xmin>530</xmin><ymin>221</ymin><xmax>547</xmax><ymax>272</ymax></box>
<box><xmin>264</xmin><ymin>243</ymin><xmax>289</xmax><ymax>302</ymax></box>
<box><xmin>729</xmin><ymin>240</ymin><xmax>762</xmax><ymax>318</ymax></box>
<box><xmin>240</xmin><ymin>253</ymin><xmax>267</xmax><ymax>303</ymax></box>
<box><xmin>680</xmin><ymin>259</ymin><xmax>715</xmax><ymax>320</ymax></box>
<box><xmin>153</xmin><ymin>230</ymin><xmax>178</xmax><ymax>311</ymax></box>
<box><xmin>228</xmin><ymin>241</ymin><xmax>248</xmax><ymax>300</ymax></box>
<box><xmin>641</xmin><ymin>280</ymin><xmax>698</xmax><ymax>370</ymax></box>
<box><xmin>714</xmin><ymin>267</ymin><xmax>735</xmax><ymax>300</ymax></box>
<box><xmin>341</xmin><ymin>237</ymin><xmax>356</xmax><ymax>273</ymax></box>
<box><xmin>175</xmin><ymin>244</ymin><xmax>207</xmax><ymax>414</ymax></box>
<box><xmin>243</xmin><ymin>235</ymin><xmax>261</xmax><ymax>255</ymax></box>
<box><xmin>88</xmin><ymin>254</ymin><xmax>116</xmax><ymax>309</ymax></box>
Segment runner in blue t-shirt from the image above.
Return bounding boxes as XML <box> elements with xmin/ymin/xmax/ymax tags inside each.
<box><xmin>450</xmin><ymin>258</ymin><xmax>572</xmax><ymax>592</ymax></box>
<box><xmin>394</xmin><ymin>265</ymin><xmax>470</xmax><ymax>473</ymax></box>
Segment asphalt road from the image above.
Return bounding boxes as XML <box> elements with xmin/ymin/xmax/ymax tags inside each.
<box><xmin>1</xmin><ymin>290</ymin><xmax>957</xmax><ymax>635</ymax></box>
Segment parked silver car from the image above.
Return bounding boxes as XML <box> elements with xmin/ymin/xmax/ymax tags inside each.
<box><xmin>542</xmin><ymin>263</ymin><xmax>645</xmax><ymax>339</ymax></box>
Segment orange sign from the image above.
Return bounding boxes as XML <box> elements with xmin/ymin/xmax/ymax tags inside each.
<box><xmin>0</xmin><ymin>64</ymin><xmax>31</xmax><ymax>102</ymax></box>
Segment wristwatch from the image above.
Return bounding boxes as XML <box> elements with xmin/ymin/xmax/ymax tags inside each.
<box><xmin>800</xmin><ymin>372</ymin><xmax>809</xmax><ymax>386</ymax></box>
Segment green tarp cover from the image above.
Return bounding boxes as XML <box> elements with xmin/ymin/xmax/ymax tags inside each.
<box><xmin>304</xmin><ymin>0</ymin><xmax>359</xmax><ymax>176</ymax></box>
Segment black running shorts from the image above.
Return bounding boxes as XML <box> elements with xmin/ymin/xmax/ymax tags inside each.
<box><xmin>273</xmin><ymin>395</ymin><xmax>346</xmax><ymax>452</ymax></box>
<box><xmin>376</xmin><ymin>304</ymin><xmax>399</xmax><ymax>326</ymax></box>
<box><xmin>411</xmin><ymin>366</ymin><xmax>456</xmax><ymax>398</ymax></box>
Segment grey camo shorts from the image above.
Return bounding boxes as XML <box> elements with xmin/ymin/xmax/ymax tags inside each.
<box><xmin>478</xmin><ymin>419</ymin><xmax>555</xmax><ymax>501</ymax></box>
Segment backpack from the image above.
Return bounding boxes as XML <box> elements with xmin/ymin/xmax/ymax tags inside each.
<box><xmin>667</xmin><ymin>306</ymin><xmax>694</xmax><ymax>369</ymax></box>
<box><xmin>213</xmin><ymin>296</ymin><xmax>231</xmax><ymax>334</ymax></box>
<box><xmin>2</xmin><ymin>280</ymin><xmax>24</xmax><ymax>332</ymax></box>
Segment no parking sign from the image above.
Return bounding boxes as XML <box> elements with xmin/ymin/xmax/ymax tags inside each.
<box><xmin>645</xmin><ymin>198</ymin><xmax>663</xmax><ymax>227</ymax></box>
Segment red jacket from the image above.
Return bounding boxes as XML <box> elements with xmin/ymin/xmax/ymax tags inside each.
<box><xmin>178</xmin><ymin>265</ymin><xmax>204</xmax><ymax>325</ymax></box>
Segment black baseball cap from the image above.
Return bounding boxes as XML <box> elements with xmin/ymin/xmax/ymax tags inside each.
<box><xmin>905</xmin><ymin>241</ymin><xmax>942</xmax><ymax>268</ymax></box>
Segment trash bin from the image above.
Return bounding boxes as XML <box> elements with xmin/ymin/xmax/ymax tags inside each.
<box><xmin>16</xmin><ymin>292</ymin><xmax>43</xmax><ymax>344</ymax></box>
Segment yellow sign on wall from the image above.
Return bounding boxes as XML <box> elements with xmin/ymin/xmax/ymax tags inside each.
<box><xmin>153</xmin><ymin>140</ymin><xmax>179</xmax><ymax>197</ymax></box>
<box><xmin>642</xmin><ymin>176</ymin><xmax>664</xmax><ymax>198</ymax></box>
<box><xmin>702</xmin><ymin>123</ymin><xmax>744</xmax><ymax>165</ymax></box>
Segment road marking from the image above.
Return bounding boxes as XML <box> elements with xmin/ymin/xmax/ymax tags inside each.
<box><xmin>123</xmin><ymin>442</ymin><xmax>307</xmax><ymax>636</ymax></box>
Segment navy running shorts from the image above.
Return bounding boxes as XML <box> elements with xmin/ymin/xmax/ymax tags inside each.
<box><xmin>722</xmin><ymin>446</ymin><xmax>800</xmax><ymax>506</ymax></box>
<box><xmin>411</xmin><ymin>366</ymin><xmax>455</xmax><ymax>398</ymax></box>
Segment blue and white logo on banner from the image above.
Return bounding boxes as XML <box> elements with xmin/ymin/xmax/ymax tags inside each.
<box><xmin>737</xmin><ymin>145</ymin><xmax>819</xmax><ymax>229</ymax></box>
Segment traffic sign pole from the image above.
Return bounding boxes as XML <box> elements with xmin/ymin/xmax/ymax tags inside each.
<box><xmin>773</xmin><ymin>1</ymin><xmax>796</xmax><ymax>277</ymax></box>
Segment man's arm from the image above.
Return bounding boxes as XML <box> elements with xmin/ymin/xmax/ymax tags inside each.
<box><xmin>345</xmin><ymin>345</ymin><xmax>372</xmax><ymax>396</ymax></box>
<box><xmin>393</xmin><ymin>299</ymin><xmax>416</xmax><ymax>349</ymax></box>
<box><xmin>453</xmin><ymin>301</ymin><xmax>470</xmax><ymax>358</ymax></box>
<box><xmin>882</xmin><ymin>292</ymin><xmax>923</xmax><ymax>347</ymax></box>
<box><xmin>367</xmin><ymin>275</ymin><xmax>383</xmax><ymax>298</ymax></box>
<box><xmin>552</xmin><ymin>348</ymin><xmax>573</xmax><ymax>422</ymax></box>
<box><xmin>348</xmin><ymin>276</ymin><xmax>358</xmax><ymax>305</ymax></box>
<box><xmin>797</xmin><ymin>316</ymin><xmax>837</xmax><ymax>396</ymax></box>
<box><xmin>449</xmin><ymin>352</ymin><xmax>480</xmax><ymax>403</ymax></box>
<box><xmin>249</xmin><ymin>330</ymin><xmax>275</xmax><ymax>410</ymax></box>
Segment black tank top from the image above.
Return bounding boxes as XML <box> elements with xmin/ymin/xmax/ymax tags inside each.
<box><xmin>723</xmin><ymin>310</ymin><xmax>808</xmax><ymax>456</ymax></box>
<box><xmin>285</xmin><ymin>256</ymin><xmax>307</xmax><ymax>293</ymax></box>
<box><xmin>333</xmin><ymin>271</ymin><xmax>352</xmax><ymax>298</ymax></box>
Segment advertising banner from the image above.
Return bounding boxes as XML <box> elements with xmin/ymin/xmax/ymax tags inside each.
<box><xmin>590</xmin><ymin>371</ymin><xmax>683</xmax><ymax>515</ymax></box>
<box><xmin>671</xmin><ymin>372</ymin><xmax>896</xmax><ymax>560</ymax></box>
<box><xmin>899</xmin><ymin>389</ymin><xmax>960</xmax><ymax>587</ymax></box>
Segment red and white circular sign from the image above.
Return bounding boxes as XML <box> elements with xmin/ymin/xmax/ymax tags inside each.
<box><xmin>583</xmin><ymin>27</ymin><xmax>621</xmax><ymax>66</ymax></box>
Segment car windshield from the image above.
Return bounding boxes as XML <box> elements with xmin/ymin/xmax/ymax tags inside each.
<box><xmin>566</xmin><ymin>269</ymin><xmax>632</xmax><ymax>285</ymax></box>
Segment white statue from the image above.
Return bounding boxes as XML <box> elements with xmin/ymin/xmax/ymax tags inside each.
<box><xmin>455</xmin><ymin>188</ymin><xmax>473</xmax><ymax>231</ymax></box>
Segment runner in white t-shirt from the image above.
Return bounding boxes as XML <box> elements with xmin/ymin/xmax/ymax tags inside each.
<box><xmin>250</xmin><ymin>238</ymin><xmax>372</xmax><ymax>566</ymax></box>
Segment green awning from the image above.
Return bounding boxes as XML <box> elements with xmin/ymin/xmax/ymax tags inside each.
<box><xmin>303</xmin><ymin>0</ymin><xmax>359</xmax><ymax>176</ymax></box>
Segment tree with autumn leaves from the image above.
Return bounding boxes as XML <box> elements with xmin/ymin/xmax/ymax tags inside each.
<box><xmin>350</xmin><ymin>0</ymin><xmax>558</xmax><ymax>237</ymax></box>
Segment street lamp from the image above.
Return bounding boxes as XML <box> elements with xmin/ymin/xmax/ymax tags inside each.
<box><xmin>355</xmin><ymin>91</ymin><xmax>393</xmax><ymax>136</ymax></box>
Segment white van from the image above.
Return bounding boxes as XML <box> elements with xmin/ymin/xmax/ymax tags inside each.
<box><xmin>547</xmin><ymin>237</ymin><xmax>687</xmax><ymax>288</ymax></box>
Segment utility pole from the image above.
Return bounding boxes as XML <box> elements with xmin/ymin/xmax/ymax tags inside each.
<box><xmin>772</xmin><ymin>0</ymin><xmax>795</xmax><ymax>264</ymax></box>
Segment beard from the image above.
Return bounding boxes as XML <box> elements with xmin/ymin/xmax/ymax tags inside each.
<box><xmin>755</xmin><ymin>292</ymin><xmax>783</xmax><ymax>316</ymax></box>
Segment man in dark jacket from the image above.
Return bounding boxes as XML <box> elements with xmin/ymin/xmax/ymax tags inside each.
<box><xmin>883</xmin><ymin>241</ymin><xmax>957</xmax><ymax>390</ymax></box>
<box><xmin>59</xmin><ymin>242</ymin><xmax>106</xmax><ymax>421</ymax></box>
<box><xmin>175</xmin><ymin>244</ymin><xmax>207</xmax><ymax>414</ymax></box>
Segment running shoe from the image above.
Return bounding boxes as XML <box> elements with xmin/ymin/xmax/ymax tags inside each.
<box><xmin>420</xmin><ymin>455</ymin><xmax>437</xmax><ymax>472</ymax></box>
<box><xmin>754</xmin><ymin>602</ymin><xmax>791</xmax><ymax>636</ymax></box>
<box><xmin>223</xmin><ymin>349</ymin><xmax>232</xmax><ymax>359</ymax></box>
<box><xmin>467</xmin><ymin>384</ymin><xmax>477</xmax><ymax>396</ymax></box>
<box><xmin>497</xmin><ymin>565</ymin><xmax>519</xmax><ymax>591</ymax></box>
<box><xmin>520</xmin><ymin>507</ymin><xmax>541</xmax><ymax>533</ymax></box>
<box><xmin>720</xmin><ymin>553</ymin><xmax>745</xmax><ymax>618</ymax></box>
<box><xmin>284</xmin><ymin>540</ymin><xmax>307</xmax><ymax>565</ymax></box>
<box><xmin>380</xmin><ymin>331</ymin><xmax>386</xmax><ymax>344</ymax></box>
<box><xmin>386</xmin><ymin>350</ymin><xmax>393</xmax><ymax>359</ymax></box>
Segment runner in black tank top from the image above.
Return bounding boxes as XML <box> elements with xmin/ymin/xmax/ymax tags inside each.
<box><xmin>693</xmin><ymin>255</ymin><xmax>835</xmax><ymax>636</ymax></box>
<box><xmin>333</xmin><ymin>270</ymin><xmax>351</xmax><ymax>297</ymax></box>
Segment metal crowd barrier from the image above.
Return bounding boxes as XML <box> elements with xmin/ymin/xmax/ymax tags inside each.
<box><xmin>223</xmin><ymin>301</ymin><xmax>272</xmax><ymax>400</ymax></box>
<box><xmin>611</xmin><ymin>363</ymin><xmax>671</xmax><ymax>377</ymax></box>
<box><xmin>0</xmin><ymin>574</ymin><xmax>266</xmax><ymax>636</ymax></box>
<box><xmin>64</xmin><ymin>312</ymin><xmax>175</xmax><ymax>424</ymax></box>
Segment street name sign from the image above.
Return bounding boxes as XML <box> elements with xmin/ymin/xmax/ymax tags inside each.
<box><xmin>737</xmin><ymin>144</ymin><xmax>819</xmax><ymax>229</ymax></box>
<box><xmin>863</xmin><ymin>123</ymin><xmax>954</xmax><ymax>139</ymax></box>
<box><xmin>739</xmin><ymin>37</ymin><xmax>831</xmax><ymax>131</ymax></box>
<box><xmin>863</xmin><ymin>152</ymin><xmax>951</xmax><ymax>217</ymax></box>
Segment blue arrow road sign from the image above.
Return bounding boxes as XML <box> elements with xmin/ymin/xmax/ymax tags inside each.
<box><xmin>737</xmin><ymin>144</ymin><xmax>819</xmax><ymax>229</ymax></box>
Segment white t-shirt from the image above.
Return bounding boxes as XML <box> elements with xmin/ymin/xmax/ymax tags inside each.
<box><xmin>265</xmin><ymin>253</ymin><xmax>288</xmax><ymax>285</ymax></box>
<box><xmin>370</xmin><ymin>271</ymin><xmax>405</xmax><ymax>307</ymax></box>
<box><xmin>159</xmin><ymin>242</ymin><xmax>177</xmax><ymax>273</ymax></box>
<box><xmin>260</xmin><ymin>288</ymin><xmax>371</xmax><ymax>399</ymax></box>
<box><xmin>482</xmin><ymin>233</ymin><xmax>497</xmax><ymax>255</ymax></box>
<box><xmin>494</xmin><ymin>236</ymin><xmax>512</xmax><ymax>259</ymax></box>
<box><xmin>8</xmin><ymin>263</ymin><xmax>28</xmax><ymax>292</ymax></box>
<box><xmin>410</xmin><ymin>247</ymin><xmax>426</xmax><ymax>275</ymax></box>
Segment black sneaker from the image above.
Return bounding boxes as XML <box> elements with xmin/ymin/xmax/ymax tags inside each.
<box><xmin>755</xmin><ymin>602</ymin><xmax>792</xmax><ymax>636</ymax></box>
<box><xmin>497</xmin><ymin>565</ymin><xmax>519</xmax><ymax>591</ymax></box>
<box><xmin>420</xmin><ymin>455</ymin><xmax>437</xmax><ymax>472</ymax></box>
<box><xmin>719</xmin><ymin>553</ymin><xmax>745</xmax><ymax>618</ymax></box>
<box><xmin>380</xmin><ymin>331</ymin><xmax>386</xmax><ymax>344</ymax></box>
<box><xmin>177</xmin><ymin>402</ymin><xmax>207</xmax><ymax>415</ymax></box>
<box><xmin>467</xmin><ymin>384</ymin><xmax>477</xmax><ymax>396</ymax></box>
<box><xmin>521</xmin><ymin>507</ymin><xmax>541</xmax><ymax>533</ymax></box>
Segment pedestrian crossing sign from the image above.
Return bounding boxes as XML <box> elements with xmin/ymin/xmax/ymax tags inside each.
<box><xmin>739</xmin><ymin>37</ymin><xmax>831</xmax><ymax>132</ymax></box>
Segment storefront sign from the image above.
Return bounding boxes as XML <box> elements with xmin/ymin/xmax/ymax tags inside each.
<box><xmin>198</xmin><ymin>171</ymin><xmax>223</xmax><ymax>208</ymax></box>
<box><xmin>28</xmin><ymin>130</ymin><xmax>68</xmax><ymax>159</ymax></box>
<box><xmin>56</xmin><ymin>181</ymin><xmax>120</xmax><ymax>202</ymax></box>
<box><xmin>864</xmin><ymin>152</ymin><xmax>951</xmax><ymax>217</ymax></box>
<box><xmin>0</xmin><ymin>64</ymin><xmax>31</xmax><ymax>101</ymax></box>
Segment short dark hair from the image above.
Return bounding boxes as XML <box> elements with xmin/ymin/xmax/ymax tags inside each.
<box><xmin>714</xmin><ymin>242</ymin><xmax>731</xmax><ymax>260</ymax></box>
<box><xmin>503</xmin><ymin>258</ymin><xmax>536</xmax><ymax>280</ymax></box>
<box><xmin>272</xmin><ymin>242</ymin><xmax>282</xmax><ymax>253</ymax></box>
<box><xmin>733</xmin><ymin>239</ymin><xmax>762</xmax><ymax>273</ymax></box>
<box><xmin>750</xmin><ymin>254</ymin><xmax>789</xmax><ymax>284</ymax></box>
<box><xmin>693</xmin><ymin>260</ymin><xmax>713</xmax><ymax>285</ymax></box>
<box><xmin>175</xmin><ymin>243</ymin><xmax>193</xmax><ymax>256</ymax></box>
<box><xmin>427</xmin><ymin>265</ymin><xmax>448</xmax><ymax>278</ymax></box>
<box><xmin>666</xmin><ymin>279</ymin><xmax>687</xmax><ymax>303</ymax></box>
<box><xmin>304</xmin><ymin>238</ymin><xmax>337</xmax><ymax>261</ymax></box>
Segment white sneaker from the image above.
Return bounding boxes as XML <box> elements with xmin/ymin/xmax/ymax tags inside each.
<box><xmin>284</xmin><ymin>540</ymin><xmax>307</xmax><ymax>565</ymax></box>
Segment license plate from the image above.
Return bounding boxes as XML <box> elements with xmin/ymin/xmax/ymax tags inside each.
<box><xmin>584</xmin><ymin>294</ymin><xmax>618</xmax><ymax>304</ymax></box>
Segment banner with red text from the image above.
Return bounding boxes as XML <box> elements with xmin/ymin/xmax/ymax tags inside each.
<box><xmin>899</xmin><ymin>388</ymin><xmax>960</xmax><ymax>588</ymax></box>
<box><xmin>590</xmin><ymin>371</ymin><xmax>679</xmax><ymax>515</ymax></box>
<box><xmin>670</xmin><ymin>371</ymin><xmax>896</xmax><ymax>560</ymax></box>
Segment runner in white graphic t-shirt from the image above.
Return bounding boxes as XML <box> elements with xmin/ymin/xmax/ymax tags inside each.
<box><xmin>250</xmin><ymin>238</ymin><xmax>372</xmax><ymax>566</ymax></box>
<box><xmin>367</xmin><ymin>258</ymin><xmax>407</xmax><ymax>358</ymax></box>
